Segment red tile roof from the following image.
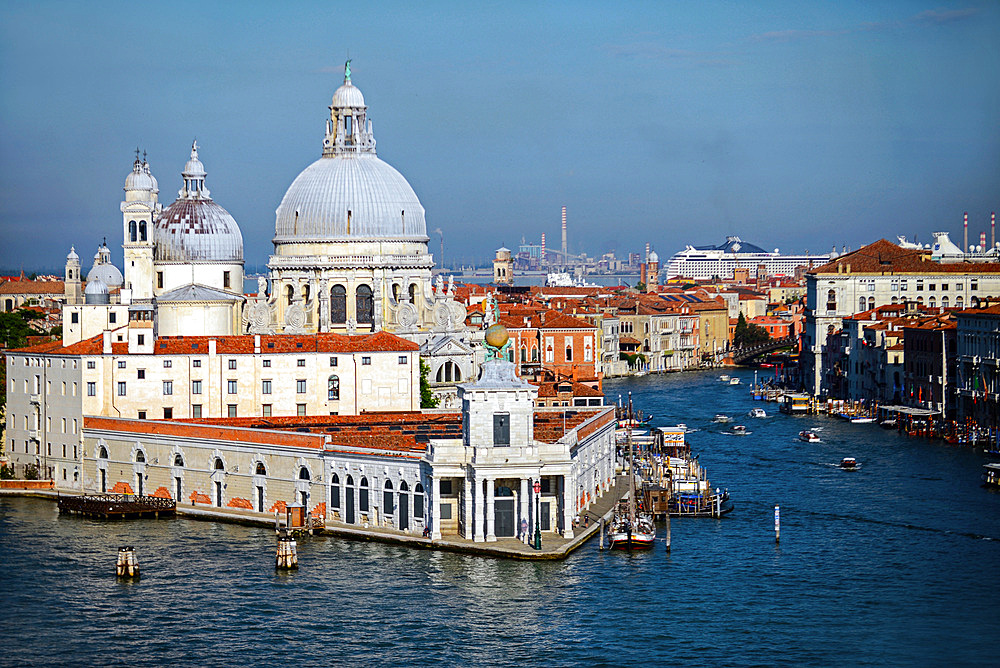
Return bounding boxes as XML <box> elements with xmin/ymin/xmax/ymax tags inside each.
<box><xmin>809</xmin><ymin>239</ymin><xmax>1000</xmax><ymax>275</ymax></box>
<box><xmin>0</xmin><ymin>280</ymin><xmax>66</xmax><ymax>295</ymax></box>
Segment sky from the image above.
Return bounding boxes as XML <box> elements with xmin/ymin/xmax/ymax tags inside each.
<box><xmin>1</xmin><ymin>0</ymin><xmax>998</xmax><ymax>273</ymax></box>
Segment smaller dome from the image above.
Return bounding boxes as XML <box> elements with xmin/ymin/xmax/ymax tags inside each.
<box><xmin>84</xmin><ymin>277</ymin><xmax>110</xmax><ymax>305</ymax></box>
<box><xmin>125</xmin><ymin>158</ymin><xmax>156</xmax><ymax>192</ymax></box>
<box><xmin>332</xmin><ymin>81</ymin><xmax>365</xmax><ymax>108</ymax></box>
<box><xmin>66</xmin><ymin>247</ymin><xmax>79</xmax><ymax>261</ymax></box>
<box><xmin>87</xmin><ymin>262</ymin><xmax>124</xmax><ymax>288</ymax></box>
<box><xmin>648</xmin><ymin>250</ymin><xmax>659</xmax><ymax>263</ymax></box>
<box><xmin>183</xmin><ymin>143</ymin><xmax>206</xmax><ymax>177</ymax></box>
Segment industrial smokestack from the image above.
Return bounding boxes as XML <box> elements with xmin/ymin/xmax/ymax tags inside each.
<box><xmin>561</xmin><ymin>206</ymin><xmax>567</xmax><ymax>265</ymax></box>
<box><xmin>981</xmin><ymin>231</ymin><xmax>987</xmax><ymax>250</ymax></box>
<box><xmin>993</xmin><ymin>212</ymin><xmax>996</xmax><ymax>249</ymax></box>
<box><xmin>964</xmin><ymin>211</ymin><xmax>969</xmax><ymax>252</ymax></box>
<box><xmin>645</xmin><ymin>243</ymin><xmax>650</xmax><ymax>263</ymax></box>
<box><xmin>541</xmin><ymin>233</ymin><xmax>546</xmax><ymax>264</ymax></box>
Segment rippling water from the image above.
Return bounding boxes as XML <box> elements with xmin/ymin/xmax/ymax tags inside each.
<box><xmin>3</xmin><ymin>369</ymin><xmax>999</xmax><ymax>667</ymax></box>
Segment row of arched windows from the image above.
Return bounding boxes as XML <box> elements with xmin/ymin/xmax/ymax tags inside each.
<box><xmin>284</xmin><ymin>284</ymin><xmax>374</xmax><ymax>325</ymax></box>
<box><xmin>128</xmin><ymin>220</ymin><xmax>148</xmax><ymax>243</ymax></box>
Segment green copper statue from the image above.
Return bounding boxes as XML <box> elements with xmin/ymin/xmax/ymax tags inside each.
<box><xmin>345</xmin><ymin>59</ymin><xmax>352</xmax><ymax>82</ymax></box>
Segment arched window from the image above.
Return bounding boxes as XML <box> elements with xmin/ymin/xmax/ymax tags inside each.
<box><xmin>917</xmin><ymin>297</ymin><xmax>924</xmax><ymax>305</ymax></box>
<box><xmin>399</xmin><ymin>480</ymin><xmax>408</xmax><ymax>492</ymax></box>
<box><xmin>331</xmin><ymin>285</ymin><xmax>347</xmax><ymax>324</ymax></box>
<box><xmin>135</xmin><ymin>451</ymin><xmax>145</xmax><ymax>463</ymax></box>
<box><xmin>929</xmin><ymin>297</ymin><xmax>936</xmax><ymax>308</ymax></box>
<box><xmin>566</xmin><ymin>344</ymin><xmax>573</xmax><ymax>361</ymax></box>
<box><xmin>99</xmin><ymin>446</ymin><xmax>109</xmax><ymax>459</ymax></box>
<box><xmin>942</xmin><ymin>296</ymin><xmax>949</xmax><ymax>308</ymax></box>
<box><xmin>520</xmin><ymin>346</ymin><xmax>527</xmax><ymax>362</ymax></box>
<box><xmin>891</xmin><ymin>296</ymin><xmax>898</xmax><ymax>304</ymax></box>
<box><xmin>868</xmin><ymin>297</ymin><xmax>875</xmax><ymax>310</ymax></box>
<box><xmin>298</xmin><ymin>467</ymin><xmax>310</xmax><ymax>481</ymax></box>
<box><xmin>286</xmin><ymin>285</ymin><xmax>295</xmax><ymax>306</ymax></box>
<box><xmin>359</xmin><ymin>477</ymin><xmax>369</xmax><ymax>512</ymax></box>
<box><xmin>214</xmin><ymin>458</ymin><xmax>224</xmax><ymax>471</ymax></box>
<box><xmin>383</xmin><ymin>480</ymin><xmax>395</xmax><ymax>516</ymax></box>
<box><xmin>827</xmin><ymin>290</ymin><xmax>837</xmax><ymax>311</ymax></box>
<box><xmin>129</xmin><ymin>221</ymin><xmax>137</xmax><ymax>242</ymax></box>
<box><xmin>957</xmin><ymin>296</ymin><xmax>964</xmax><ymax>308</ymax></box>
<box><xmin>328</xmin><ymin>375</ymin><xmax>340</xmax><ymax>401</ymax></box>
<box><xmin>408</xmin><ymin>284</ymin><xmax>417</xmax><ymax>304</ymax></box>
<box><xmin>392</xmin><ymin>284</ymin><xmax>400</xmax><ymax>302</ymax></box>
<box><xmin>356</xmin><ymin>285</ymin><xmax>373</xmax><ymax>324</ymax></box>
<box><xmin>139</xmin><ymin>221</ymin><xmax>147</xmax><ymax>242</ymax></box>
<box><xmin>255</xmin><ymin>462</ymin><xmax>266</xmax><ymax>475</ymax></box>
<box><xmin>173</xmin><ymin>453</ymin><xmax>184</xmax><ymax>467</ymax></box>
<box><xmin>859</xmin><ymin>297</ymin><xmax>867</xmax><ymax>311</ymax></box>
<box><xmin>532</xmin><ymin>347</ymin><xmax>538</xmax><ymax>362</ymax></box>
<box><xmin>302</xmin><ymin>284</ymin><xmax>310</xmax><ymax>303</ymax></box>
<box><xmin>414</xmin><ymin>482</ymin><xmax>424</xmax><ymax>518</ymax></box>
<box><xmin>330</xmin><ymin>473</ymin><xmax>340</xmax><ymax>510</ymax></box>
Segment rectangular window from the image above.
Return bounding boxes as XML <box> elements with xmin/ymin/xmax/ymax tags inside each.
<box><xmin>941</xmin><ymin>283</ymin><xmax>949</xmax><ymax>291</ymax></box>
<box><xmin>916</xmin><ymin>281</ymin><xmax>924</xmax><ymax>292</ymax></box>
<box><xmin>87</xmin><ymin>360</ymin><xmax>95</xmax><ymax>369</ymax></box>
<box><xmin>137</xmin><ymin>369</ymin><xmax>145</xmax><ymax>379</ymax></box>
<box><xmin>71</xmin><ymin>312</ymin><xmax>79</xmax><ymax>324</ymax></box>
<box><xmin>262</xmin><ymin>404</ymin><xmax>272</xmax><ymax>417</ymax></box>
<box><xmin>330</xmin><ymin>356</ymin><xmax>338</xmax><ymax>367</ymax></box>
<box><xmin>163</xmin><ymin>381</ymin><xmax>173</xmax><ymax>395</ymax></box>
<box><xmin>192</xmin><ymin>380</ymin><xmax>202</xmax><ymax>394</ymax></box>
<box><xmin>163</xmin><ymin>360</ymin><xmax>172</xmax><ymax>368</ymax></box>
<box><xmin>118</xmin><ymin>360</ymin><xmax>126</xmax><ymax>368</ymax></box>
<box><xmin>138</xmin><ymin>410</ymin><xmax>146</xmax><ymax>420</ymax></box>
<box><xmin>398</xmin><ymin>355</ymin><xmax>407</xmax><ymax>365</ymax></box>
<box><xmin>61</xmin><ymin>418</ymin><xmax>66</xmax><ymax>433</ymax></box>
<box><xmin>228</xmin><ymin>359</ymin><xmax>237</xmax><ymax>370</ymax></box>
<box><xmin>440</xmin><ymin>480</ymin><xmax>453</xmax><ymax>495</ymax></box>
<box><xmin>163</xmin><ymin>407</ymin><xmax>173</xmax><ymax>419</ymax></box>
<box><xmin>493</xmin><ymin>413</ymin><xmax>510</xmax><ymax>446</ymax></box>
<box><xmin>263</xmin><ymin>359</ymin><xmax>271</xmax><ymax>368</ymax></box>
<box><xmin>957</xmin><ymin>282</ymin><xmax>963</xmax><ymax>290</ymax></box>
<box><xmin>87</xmin><ymin>382</ymin><xmax>96</xmax><ymax>396</ymax></box>
<box><xmin>440</xmin><ymin>503</ymin><xmax>453</xmax><ymax>520</ymax></box>
<box><xmin>901</xmin><ymin>280</ymin><xmax>908</xmax><ymax>291</ymax></box>
<box><xmin>117</xmin><ymin>381</ymin><xmax>126</xmax><ymax>396</ymax></box>
<box><xmin>227</xmin><ymin>404</ymin><xmax>237</xmax><ymax>418</ymax></box>
<box><xmin>192</xmin><ymin>404</ymin><xmax>202</xmax><ymax>418</ymax></box>
<box><xmin>971</xmin><ymin>281</ymin><xmax>978</xmax><ymax>291</ymax></box>
<box><xmin>296</xmin><ymin>379</ymin><xmax>306</xmax><ymax>394</ymax></box>
<box><xmin>928</xmin><ymin>284</ymin><xmax>936</xmax><ymax>292</ymax></box>
<box><xmin>109</xmin><ymin>312</ymin><xmax>116</xmax><ymax>324</ymax></box>
<box><xmin>137</xmin><ymin>334</ymin><xmax>145</xmax><ymax>346</ymax></box>
<box><xmin>193</xmin><ymin>360</ymin><xmax>201</xmax><ymax>368</ymax></box>
<box><xmin>227</xmin><ymin>380</ymin><xmax>237</xmax><ymax>394</ymax></box>
<box><xmin>157</xmin><ymin>272</ymin><xmax>163</xmax><ymax>289</ymax></box>
<box><xmin>223</xmin><ymin>271</ymin><xmax>231</xmax><ymax>289</ymax></box>
<box><xmin>72</xmin><ymin>419</ymin><xmax>77</xmax><ymax>434</ymax></box>
<box><xmin>362</xmin><ymin>356</ymin><xmax>371</xmax><ymax>365</ymax></box>
<box><xmin>262</xmin><ymin>380</ymin><xmax>272</xmax><ymax>394</ymax></box>
<box><xmin>297</xmin><ymin>359</ymin><xmax>306</xmax><ymax>367</ymax></box>
<box><xmin>297</xmin><ymin>403</ymin><xmax>306</xmax><ymax>416</ymax></box>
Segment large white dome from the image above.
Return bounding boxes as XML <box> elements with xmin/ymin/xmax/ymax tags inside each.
<box><xmin>273</xmin><ymin>155</ymin><xmax>427</xmax><ymax>242</ymax></box>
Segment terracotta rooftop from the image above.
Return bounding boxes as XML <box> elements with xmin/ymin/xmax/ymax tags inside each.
<box><xmin>535</xmin><ymin>381</ymin><xmax>604</xmax><ymax>398</ymax></box>
<box><xmin>0</xmin><ymin>280</ymin><xmax>66</xmax><ymax>295</ymax></box>
<box><xmin>10</xmin><ymin>331</ymin><xmax>419</xmax><ymax>356</ymax></box>
<box><xmin>809</xmin><ymin>239</ymin><xmax>1000</xmax><ymax>275</ymax></box>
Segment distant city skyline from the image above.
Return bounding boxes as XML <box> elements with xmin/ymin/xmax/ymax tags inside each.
<box><xmin>1</xmin><ymin>1</ymin><xmax>998</xmax><ymax>273</ymax></box>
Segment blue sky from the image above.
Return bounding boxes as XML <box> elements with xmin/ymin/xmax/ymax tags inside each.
<box><xmin>1</xmin><ymin>0</ymin><xmax>997</xmax><ymax>272</ymax></box>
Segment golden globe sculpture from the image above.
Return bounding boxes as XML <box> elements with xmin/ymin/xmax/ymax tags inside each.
<box><xmin>484</xmin><ymin>323</ymin><xmax>509</xmax><ymax>349</ymax></box>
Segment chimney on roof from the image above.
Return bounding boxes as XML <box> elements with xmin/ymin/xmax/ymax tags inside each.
<box><xmin>103</xmin><ymin>330</ymin><xmax>112</xmax><ymax>355</ymax></box>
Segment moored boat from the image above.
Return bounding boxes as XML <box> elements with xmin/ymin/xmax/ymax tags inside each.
<box><xmin>983</xmin><ymin>463</ymin><xmax>1000</xmax><ymax>487</ymax></box>
<box><xmin>851</xmin><ymin>417</ymin><xmax>875</xmax><ymax>424</ymax></box>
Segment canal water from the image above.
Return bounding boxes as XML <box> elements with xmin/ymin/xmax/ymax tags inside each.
<box><xmin>2</xmin><ymin>370</ymin><xmax>999</xmax><ymax>666</ymax></box>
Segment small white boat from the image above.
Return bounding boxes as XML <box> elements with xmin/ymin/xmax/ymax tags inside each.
<box><xmin>749</xmin><ymin>408</ymin><xmax>767</xmax><ymax>418</ymax></box>
<box><xmin>799</xmin><ymin>430</ymin><xmax>821</xmax><ymax>443</ymax></box>
<box><xmin>718</xmin><ymin>374</ymin><xmax>730</xmax><ymax>382</ymax></box>
<box><xmin>851</xmin><ymin>417</ymin><xmax>874</xmax><ymax>424</ymax></box>
<box><xmin>729</xmin><ymin>425</ymin><xmax>750</xmax><ymax>435</ymax></box>
<box><xmin>840</xmin><ymin>457</ymin><xmax>861</xmax><ymax>471</ymax></box>
<box><xmin>713</xmin><ymin>414</ymin><xmax>732</xmax><ymax>423</ymax></box>
<box><xmin>729</xmin><ymin>378</ymin><xmax>741</xmax><ymax>385</ymax></box>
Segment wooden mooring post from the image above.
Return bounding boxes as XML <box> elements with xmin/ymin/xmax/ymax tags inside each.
<box><xmin>599</xmin><ymin>518</ymin><xmax>605</xmax><ymax>550</ymax></box>
<box><xmin>665</xmin><ymin>514</ymin><xmax>671</xmax><ymax>552</ymax></box>
<box><xmin>116</xmin><ymin>546</ymin><xmax>139</xmax><ymax>579</ymax></box>
<box><xmin>276</xmin><ymin>535</ymin><xmax>298</xmax><ymax>570</ymax></box>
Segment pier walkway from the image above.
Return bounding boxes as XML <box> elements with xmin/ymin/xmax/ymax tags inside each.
<box><xmin>1</xmin><ymin>477</ymin><xmax>629</xmax><ymax>561</ymax></box>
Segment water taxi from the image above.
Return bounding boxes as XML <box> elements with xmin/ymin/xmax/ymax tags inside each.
<box><xmin>729</xmin><ymin>377</ymin><xmax>741</xmax><ymax>385</ymax></box>
<box><xmin>749</xmin><ymin>408</ymin><xmax>767</xmax><ymax>418</ymax></box>
<box><xmin>719</xmin><ymin>374</ymin><xmax>730</xmax><ymax>382</ymax></box>
<box><xmin>840</xmin><ymin>457</ymin><xmax>861</xmax><ymax>471</ymax></box>
<box><xmin>799</xmin><ymin>430</ymin><xmax>820</xmax><ymax>443</ymax></box>
<box><xmin>713</xmin><ymin>414</ymin><xmax>732</xmax><ymax>423</ymax></box>
<box><xmin>728</xmin><ymin>425</ymin><xmax>750</xmax><ymax>435</ymax></box>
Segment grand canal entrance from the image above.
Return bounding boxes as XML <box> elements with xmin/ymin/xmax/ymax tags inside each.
<box><xmin>494</xmin><ymin>486</ymin><xmax>515</xmax><ymax>537</ymax></box>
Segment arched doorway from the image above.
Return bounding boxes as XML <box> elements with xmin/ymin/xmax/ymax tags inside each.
<box><xmin>345</xmin><ymin>475</ymin><xmax>356</xmax><ymax>524</ymax></box>
<box><xmin>399</xmin><ymin>480</ymin><xmax>409</xmax><ymax>531</ymax></box>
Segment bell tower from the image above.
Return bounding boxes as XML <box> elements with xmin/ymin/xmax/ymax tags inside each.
<box><xmin>122</xmin><ymin>150</ymin><xmax>159</xmax><ymax>301</ymax></box>
<box><xmin>64</xmin><ymin>247</ymin><xmax>82</xmax><ymax>305</ymax></box>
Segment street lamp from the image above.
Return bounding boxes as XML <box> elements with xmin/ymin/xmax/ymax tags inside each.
<box><xmin>533</xmin><ymin>479</ymin><xmax>542</xmax><ymax>550</ymax></box>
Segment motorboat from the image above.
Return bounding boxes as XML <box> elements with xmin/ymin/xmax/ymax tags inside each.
<box><xmin>983</xmin><ymin>463</ymin><xmax>1000</xmax><ymax>488</ymax></box>
<box><xmin>799</xmin><ymin>430</ymin><xmax>821</xmax><ymax>443</ymax></box>
<box><xmin>749</xmin><ymin>408</ymin><xmax>767</xmax><ymax>418</ymax></box>
<box><xmin>729</xmin><ymin>377</ymin><xmax>741</xmax><ymax>385</ymax></box>
<box><xmin>713</xmin><ymin>414</ymin><xmax>732</xmax><ymax>423</ymax></box>
<box><xmin>718</xmin><ymin>374</ymin><xmax>730</xmax><ymax>382</ymax></box>
<box><xmin>880</xmin><ymin>418</ymin><xmax>898</xmax><ymax>429</ymax></box>
<box><xmin>729</xmin><ymin>425</ymin><xmax>750</xmax><ymax>435</ymax></box>
<box><xmin>851</xmin><ymin>417</ymin><xmax>875</xmax><ymax>424</ymax></box>
<box><xmin>610</xmin><ymin>396</ymin><xmax>656</xmax><ymax>551</ymax></box>
<box><xmin>840</xmin><ymin>457</ymin><xmax>861</xmax><ymax>471</ymax></box>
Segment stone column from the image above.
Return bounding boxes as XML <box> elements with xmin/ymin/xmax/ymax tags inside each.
<box><xmin>473</xmin><ymin>477</ymin><xmax>486</xmax><ymax>542</ymax></box>
<box><xmin>462</xmin><ymin>476</ymin><xmax>473</xmax><ymax>540</ymax></box>
<box><xmin>486</xmin><ymin>477</ymin><xmax>496</xmax><ymax>542</ymax></box>
<box><xmin>561</xmin><ymin>474</ymin><xmax>575</xmax><ymax>539</ymax></box>
<box><xmin>431</xmin><ymin>475</ymin><xmax>442</xmax><ymax>540</ymax></box>
<box><xmin>519</xmin><ymin>477</ymin><xmax>529</xmax><ymax>541</ymax></box>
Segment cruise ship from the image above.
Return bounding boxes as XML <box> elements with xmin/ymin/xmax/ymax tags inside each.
<box><xmin>665</xmin><ymin>237</ymin><xmax>829</xmax><ymax>280</ymax></box>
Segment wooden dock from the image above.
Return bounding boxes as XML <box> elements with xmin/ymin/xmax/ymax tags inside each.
<box><xmin>57</xmin><ymin>494</ymin><xmax>176</xmax><ymax>519</ymax></box>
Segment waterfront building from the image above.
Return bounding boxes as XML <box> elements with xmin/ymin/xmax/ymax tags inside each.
<box><xmin>955</xmin><ymin>305</ymin><xmax>1000</xmax><ymax>428</ymax></box>
<box><xmin>0</xmin><ymin>277</ymin><xmax>67</xmax><ymax>313</ymax></box>
<box><xmin>903</xmin><ymin>314</ymin><xmax>956</xmax><ymax>417</ymax></box>
<box><xmin>4</xmin><ymin>331</ymin><xmax>421</xmax><ymax>486</ymax></box>
<box><xmin>78</xmin><ymin>353</ymin><xmax>617</xmax><ymax>542</ymax></box>
<box><xmin>665</xmin><ymin>236</ymin><xmax>828</xmax><ymax>280</ymax></box>
<box><xmin>803</xmin><ymin>239</ymin><xmax>1000</xmax><ymax>396</ymax></box>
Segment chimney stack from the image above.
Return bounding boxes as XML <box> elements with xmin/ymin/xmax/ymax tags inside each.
<box><xmin>561</xmin><ymin>206</ymin><xmax>567</xmax><ymax>266</ymax></box>
<box><xmin>541</xmin><ymin>233</ymin><xmax>546</xmax><ymax>264</ymax></box>
<box><xmin>964</xmin><ymin>211</ymin><xmax>969</xmax><ymax>252</ymax></box>
<box><xmin>992</xmin><ymin>212</ymin><xmax>996</xmax><ymax>249</ymax></box>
